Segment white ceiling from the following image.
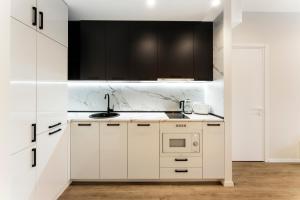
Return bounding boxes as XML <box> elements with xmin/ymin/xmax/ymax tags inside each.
<box><xmin>242</xmin><ymin>0</ymin><xmax>300</xmax><ymax>13</ymax></box>
<box><xmin>65</xmin><ymin>0</ymin><xmax>223</xmax><ymax>21</ymax></box>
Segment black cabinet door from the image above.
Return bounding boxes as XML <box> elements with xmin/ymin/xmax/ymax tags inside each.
<box><xmin>80</xmin><ymin>21</ymin><xmax>106</xmax><ymax>80</ymax></box>
<box><xmin>68</xmin><ymin>21</ymin><xmax>80</xmax><ymax>80</ymax></box>
<box><xmin>129</xmin><ymin>22</ymin><xmax>158</xmax><ymax>80</ymax></box>
<box><xmin>106</xmin><ymin>22</ymin><xmax>130</xmax><ymax>80</ymax></box>
<box><xmin>158</xmin><ymin>22</ymin><xmax>195</xmax><ymax>79</ymax></box>
<box><xmin>194</xmin><ymin>22</ymin><xmax>213</xmax><ymax>81</ymax></box>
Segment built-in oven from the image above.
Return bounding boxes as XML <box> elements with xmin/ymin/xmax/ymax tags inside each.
<box><xmin>162</xmin><ymin>133</ymin><xmax>200</xmax><ymax>153</ymax></box>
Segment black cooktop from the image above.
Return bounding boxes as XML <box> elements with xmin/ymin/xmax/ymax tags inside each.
<box><xmin>165</xmin><ymin>112</ymin><xmax>189</xmax><ymax>119</ymax></box>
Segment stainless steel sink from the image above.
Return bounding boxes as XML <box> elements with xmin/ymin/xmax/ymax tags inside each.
<box><xmin>89</xmin><ymin>112</ymin><xmax>120</xmax><ymax>119</ymax></box>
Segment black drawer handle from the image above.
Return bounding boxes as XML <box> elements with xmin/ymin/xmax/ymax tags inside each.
<box><xmin>38</xmin><ymin>11</ymin><xmax>43</xmax><ymax>30</ymax></box>
<box><xmin>32</xmin><ymin>7</ymin><xmax>37</xmax><ymax>26</ymax></box>
<box><xmin>176</xmin><ymin>124</ymin><xmax>186</xmax><ymax>128</ymax></box>
<box><xmin>32</xmin><ymin>148</ymin><xmax>36</xmax><ymax>168</ymax></box>
<box><xmin>107</xmin><ymin>124</ymin><xmax>120</xmax><ymax>127</ymax></box>
<box><xmin>49</xmin><ymin>122</ymin><xmax>62</xmax><ymax>129</ymax></box>
<box><xmin>175</xmin><ymin>158</ymin><xmax>188</xmax><ymax>162</ymax></box>
<box><xmin>207</xmin><ymin>124</ymin><xmax>221</xmax><ymax>127</ymax></box>
<box><xmin>31</xmin><ymin>123</ymin><xmax>36</xmax><ymax>143</ymax></box>
<box><xmin>137</xmin><ymin>124</ymin><xmax>150</xmax><ymax>127</ymax></box>
<box><xmin>175</xmin><ymin>169</ymin><xmax>188</xmax><ymax>173</ymax></box>
<box><xmin>78</xmin><ymin>123</ymin><xmax>92</xmax><ymax>126</ymax></box>
<box><xmin>49</xmin><ymin>128</ymin><xmax>61</xmax><ymax>135</ymax></box>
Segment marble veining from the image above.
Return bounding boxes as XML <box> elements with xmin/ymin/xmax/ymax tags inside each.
<box><xmin>68</xmin><ymin>82</ymin><xmax>206</xmax><ymax>112</ymax></box>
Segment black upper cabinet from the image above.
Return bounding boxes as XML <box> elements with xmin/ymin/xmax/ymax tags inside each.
<box><xmin>194</xmin><ymin>22</ymin><xmax>213</xmax><ymax>81</ymax></box>
<box><xmin>80</xmin><ymin>21</ymin><xmax>106</xmax><ymax>80</ymax></box>
<box><xmin>106</xmin><ymin>22</ymin><xmax>130</xmax><ymax>80</ymax></box>
<box><xmin>68</xmin><ymin>21</ymin><xmax>81</xmax><ymax>80</ymax></box>
<box><xmin>158</xmin><ymin>22</ymin><xmax>195</xmax><ymax>79</ymax></box>
<box><xmin>68</xmin><ymin>21</ymin><xmax>213</xmax><ymax>81</ymax></box>
<box><xmin>129</xmin><ymin>22</ymin><xmax>158</xmax><ymax>80</ymax></box>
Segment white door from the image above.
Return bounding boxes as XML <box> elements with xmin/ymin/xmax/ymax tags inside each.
<box><xmin>37</xmin><ymin>0</ymin><xmax>68</xmax><ymax>46</ymax></box>
<box><xmin>232</xmin><ymin>46</ymin><xmax>265</xmax><ymax>161</ymax></box>
<box><xmin>128</xmin><ymin>122</ymin><xmax>159</xmax><ymax>179</ymax></box>
<box><xmin>100</xmin><ymin>122</ymin><xmax>127</xmax><ymax>179</ymax></box>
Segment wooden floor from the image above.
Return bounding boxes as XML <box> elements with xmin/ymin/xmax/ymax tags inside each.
<box><xmin>59</xmin><ymin>162</ymin><xmax>300</xmax><ymax>200</ymax></box>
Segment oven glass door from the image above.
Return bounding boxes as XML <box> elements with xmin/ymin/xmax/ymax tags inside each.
<box><xmin>162</xmin><ymin>133</ymin><xmax>192</xmax><ymax>153</ymax></box>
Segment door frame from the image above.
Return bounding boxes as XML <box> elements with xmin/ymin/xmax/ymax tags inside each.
<box><xmin>232</xmin><ymin>44</ymin><xmax>270</xmax><ymax>162</ymax></box>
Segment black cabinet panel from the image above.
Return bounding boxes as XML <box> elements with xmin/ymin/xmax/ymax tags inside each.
<box><xmin>68</xmin><ymin>21</ymin><xmax>80</xmax><ymax>80</ymax></box>
<box><xmin>158</xmin><ymin>22</ymin><xmax>195</xmax><ymax>79</ymax></box>
<box><xmin>106</xmin><ymin>22</ymin><xmax>130</xmax><ymax>80</ymax></box>
<box><xmin>80</xmin><ymin>21</ymin><xmax>106</xmax><ymax>80</ymax></box>
<box><xmin>194</xmin><ymin>22</ymin><xmax>213</xmax><ymax>81</ymax></box>
<box><xmin>129</xmin><ymin>22</ymin><xmax>158</xmax><ymax>80</ymax></box>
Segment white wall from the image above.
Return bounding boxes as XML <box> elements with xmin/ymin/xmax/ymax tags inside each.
<box><xmin>233</xmin><ymin>13</ymin><xmax>300</xmax><ymax>161</ymax></box>
<box><xmin>0</xmin><ymin>0</ymin><xmax>11</xmax><ymax>198</ymax></box>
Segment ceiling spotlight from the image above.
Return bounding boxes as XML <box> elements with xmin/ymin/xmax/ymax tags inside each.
<box><xmin>211</xmin><ymin>0</ymin><xmax>221</xmax><ymax>7</ymax></box>
<box><xmin>147</xmin><ymin>0</ymin><xmax>156</xmax><ymax>8</ymax></box>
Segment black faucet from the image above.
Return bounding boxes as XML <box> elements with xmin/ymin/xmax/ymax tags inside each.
<box><xmin>104</xmin><ymin>93</ymin><xmax>114</xmax><ymax>113</ymax></box>
<box><xmin>179</xmin><ymin>100</ymin><xmax>185</xmax><ymax>113</ymax></box>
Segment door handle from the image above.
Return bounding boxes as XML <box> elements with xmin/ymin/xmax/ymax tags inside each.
<box><xmin>31</xmin><ymin>124</ymin><xmax>36</xmax><ymax>142</ymax></box>
<box><xmin>107</xmin><ymin>124</ymin><xmax>120</xmax><ymax>127</ymax></box>
<box><xmin>49</xmin><ymin>128</ymin><xmax>62</xmax><ymax>135</ymax></box>
<box><xmin>137</xmin><ymin>124</ymin><xmax>150</xmax><ymax>127</ymax></box>
<box><xmin>32</xmin><ymin>7</ymin><xmax>37</xmax><ymax>26</ymax></box>
<box><xmin>175</xmin><ymin>169</ymin><xmax>188</xmax><ymax>173</ymax></box>
<box><xmin>48</xmin><ymin>122</ymin><xmax>62</xmax><ymax>129</ymax></box>
<box><xmin>32</xmin><ymin>148</ymin><xmax>37</xmax><ymax>168</ymax></box>
<box><xmin>39</xmin><ymin>11</ymin><xmax>44</xmax><ymax>30</ymax></box>
<box><xmin>175</xmin><ymin>158</ymin><xmax>188</xmax><ymax>162</ymax></box>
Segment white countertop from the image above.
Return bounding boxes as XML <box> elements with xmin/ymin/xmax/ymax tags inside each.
<box><xmin>68</xmin><ymin>112</ymin><xmax>224</xmax><ymax>122</ymax></box>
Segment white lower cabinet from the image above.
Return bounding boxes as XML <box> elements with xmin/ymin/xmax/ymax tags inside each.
<box><xmin>10</xmin><ymin>145</ymin><xmax>37</xmax><ymax>200</ymax></box>
<box><xmin>100</xmin><ymin>122</ymin><xmax>127</xmax><ymax>179</ymax></box>
<box><xmin>71</xmin><ymin>122</ymin><xmax>100</xmax><ymax>180</ymax></box>
<box><xmin>36</xmin><ymin>125</ymin><xmax>69</xmax><ymax>200</ymax></box>
<box><xmin>203</xmin><ymin>122</ymin><xmax>225</xmax><ymax>179</ymax></box>
<box><xmin>128</xmin><ymin>122</ymin><xmax>159</xmax><ymax>179</ymax></box>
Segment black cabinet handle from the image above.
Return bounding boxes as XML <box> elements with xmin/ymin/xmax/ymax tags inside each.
<box><xmin>39</xmin><ymin>11</ymin><xmax>43</xmax><ymax>30</ymax></box>
<box><xmin>107</xmin><ymin>124</ymin><xmax>120</xmax><ymax>127</ymax></box>
<box><xmin>175</xmin><ymin>158</ymin><xmax>188</xmax><ymax>162</ymax></box>
<box><xmin>48</xmin><ymin>122</ymin><xmax>62</xmax><ymax>129</ymax></box>
<box><xmin>31</xmin><ymin>124</ymin><xmax>36</xmax><ymax>142</ymax></box>
<box><xmin>49</xmin><ymin>128</ymin><xmax>62</xmax><ymax>135</ymax></box>
<box><xmin>32</xmin><ymin>148</ymin><xmax>36</xmax><ymax>168</ymax></box>
<box><xmin>175</xmin><ymin>169</ymin><xmax>188</xmax><ymax>173</ymax></box>
<box><xmin>32</xmin><ymin>7</ymin><xmax>37</xmax><ymax>26</ymax></box>
<box><xmin>78</xmin><ymin>123</ymin><xmax>91</xmax><ymax>126</ymax></box>
<box><xmin>137</xmin><ymin>124</ymin><xmax>150</xmax><ymax>127</ymax></box>
<box><xmin>207</xmin><ymin>124</ymin><xmax>221</xmax><ymax>127</ymax></box>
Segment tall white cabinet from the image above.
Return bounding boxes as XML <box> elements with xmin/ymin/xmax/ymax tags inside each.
<box><xmin>10</xmin><ymin>0</ymin><xmax>68</xmax><ymax>199</ymax></box>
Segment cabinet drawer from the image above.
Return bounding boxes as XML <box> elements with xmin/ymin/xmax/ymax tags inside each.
<box><xmin>160</xmin><ymin>122</ymin><xmax>202</xmax><ymax>133</ymax></box>
<box><xmin>160</xmin><ymin>168</ymin><xmax>202</xmax><ymax>179</ymax></box>
<box><xmin>160</xmin><ymin>157</ymin><xmax>202</xmax><ymax>168</ymax></box>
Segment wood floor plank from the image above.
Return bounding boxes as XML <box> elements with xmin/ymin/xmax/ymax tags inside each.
<box><xmin>59</xmin><ymin>162</ymin><xmax>300</xmax><ymax>200</ymax></box>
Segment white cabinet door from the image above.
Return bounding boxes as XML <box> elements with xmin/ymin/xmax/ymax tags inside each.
<box><xmin>203</xmin><ymin>122</ymin><xmax>225</xmax><ymax>179</ymax></box>
<box><xmin>37</xmin><ymin>33</ymin><xmax>67</xmax><ymax>134</ymax></box>
<box><xmin>36</xmin><ymin>125</ymin><xmax>69</xmax><ymax>200</ymax></box>
<box><xmin>11</xmin><ymin>145</ymin><xmax>37</xmax><ymax>200</ymax></box>
<box><xmin>128</xmin><ymin>122</ymin><xmax>159</xmax><ymax>179</ymax></box>
<box><xmin>100</xmin><ymin>122</ymin><xmax>127</xmax><ymax>179</ymax></box>
<box><xmin>37</xmin><ymin>0</ymin><xmax>68</xmax><ymax>46</ymax></box>
<box><xmin>71</xmin><ymin>122</ymin><xmax>100</xmax><ymax>180</ymax></box>
<box><xmin>11</xmin><ymin>0</ymin><xmax>37</xmax><ymax>29</ymax></box>
<box><xmin>10</xmin><ymin>18</ymin><xmax>37</xmax><ymax>154</ymax></box>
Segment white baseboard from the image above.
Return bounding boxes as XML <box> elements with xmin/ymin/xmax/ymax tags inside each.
<box><xmin>221</xmin><ymin>180</ymin><xmax>234</xmax><ymax>187</ymax></box>
<box><xmin>267</xmin><ymin>159</ymin><xmax>300</xmax><ymax>163</ymax></box>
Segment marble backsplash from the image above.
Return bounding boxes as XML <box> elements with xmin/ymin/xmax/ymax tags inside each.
<box><xmin>68</xmin><ymin>82</ymin><xmax>208</xmax><ymax>112</ymax></box>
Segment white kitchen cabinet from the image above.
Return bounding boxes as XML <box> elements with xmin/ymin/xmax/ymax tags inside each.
<box><xmin>10</xmin><ymin>18</ymin><xmax>37</xmax><ymax>154</ymax></box>
<box><xmin>203</xmin><ymin>122</ymin><xmax>225</xmax><ymax>179</ymax></box>
<box><xmin>71</xmin><ymin>122</ymin><xmax>100</xmax><ymax>180</ymax></box>
<box><xmin>128</xmin><ymin>122</ymin><xmax>159</xmax><ymax>179</ymax></box>
<box><xmin>11</xmin><ymin>0</ymin><xmax>37</xmax><ymax>29</ymax></box>
<box><xmin>37</xmin><ymin>0</ymin><xmax>68</xmax><ymax>46</ymax></box>
<box><xmin>100</xmin><ymin>122</ymin><xmax>127</xmax><ymax>179</ymax></box>
<box><xmin>10</xmin><ymin>145</ymin><xmax>37</xmax><ymax>200</ymax></box>
<box><xmin>37</xmin><ymin>32</ymin><xmax>67</xmax><ymax>134</ymax></box>
<box><xmin>36</xmin><ymin>124</ymin><xmax>69</xmax><ymax>200</ymax></box>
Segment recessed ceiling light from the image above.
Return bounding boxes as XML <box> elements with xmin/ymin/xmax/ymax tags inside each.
<box><xmin>211</xmin><ymin>0</ymin><xmax>221</xmax><ymax>7</ymax></box>
<box><xmin>146</xmin><ymin>0</ymin><xmax>156</xmax><ymax>8</ymax></box>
